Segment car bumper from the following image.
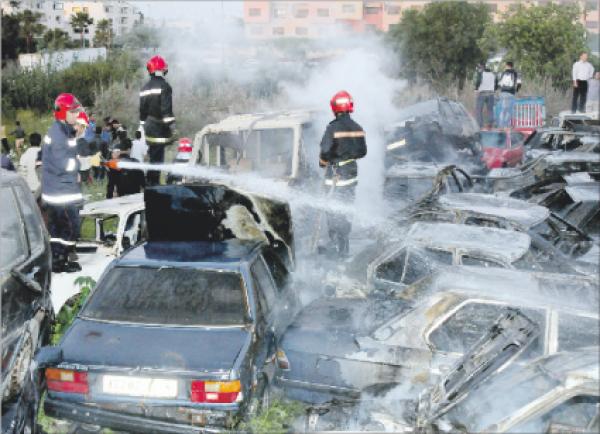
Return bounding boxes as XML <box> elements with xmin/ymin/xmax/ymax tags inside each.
<box><xmin>44</xmin><ymin>397</ymin><xmax>231</xmax><ymax>434</ymax></box>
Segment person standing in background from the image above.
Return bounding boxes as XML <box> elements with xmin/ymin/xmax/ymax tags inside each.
<box><xmin>496</xmin><ymin>61</ymin><xmax>522</xmax><ymax>130</ymax></box>
<box><xmin>474</xmin><ymin>63</ymin><xmax>497</xmax><ymax>129</ymax></box>
<box><xmin>10</xmin><ymin>121</ymin><xmax>26</xmax><ymax>152</ymax></box>
<box><xmin>572</xmin><ymin>51</ymin><xmax>595</xmax><ymax>113</ymax></box>
<box><xmin>586</xmin><ymin>71</ymin><xmax>600</xmax><ymax>113</ymax></box>
<box><xmin>1</xmin><ymin>138</ymin><xmax>15</xmax><ymax>171</ymax></box>
<box><xmin>18</xmin><ymin>132</ymin><xmax>42</xmax><ymax>197</ymax></box>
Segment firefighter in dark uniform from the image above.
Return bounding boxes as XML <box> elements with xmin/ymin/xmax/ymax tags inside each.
<box><xmin>42</xmin><ymin>93</ymin><xmax>84</xmax><ymax>272</ymax></box>
<box><xmin>139</xmin><ymin>55</ymin><xmax>176</xmax><ymax>186</ymax></box>
<box><xmin>319</xmin><ymin>90</ymin><xmax>367</xmax><ymax>257</ymax></box>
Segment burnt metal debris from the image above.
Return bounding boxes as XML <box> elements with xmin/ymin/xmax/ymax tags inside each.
<box><xmin>3</xmin><ymin>98</ymin><xmax>599</xmax><ymax>433</ymax></box>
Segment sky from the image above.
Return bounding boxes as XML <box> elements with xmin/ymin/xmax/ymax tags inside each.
<box><xmin>133</xmin><ymin>1</ymin><xmax>243</xmax><ymax>23</ymax></box>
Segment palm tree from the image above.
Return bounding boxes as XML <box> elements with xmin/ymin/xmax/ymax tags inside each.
<box><xmin>18</xmin><ymin>10</ymin><xmax>45</xmax><ymax>53</ymax></box>
<box><xmin>70</xmin><ymin>11</ymin><xmax>93</xmax><ymax>48</ymax></box>
<box><xmin>93</xmin><ymin>18</ymin><xmax>113</xmax><ymax>48</ymax></box>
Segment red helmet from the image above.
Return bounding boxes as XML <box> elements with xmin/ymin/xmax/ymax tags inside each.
<box><xmin>330</xmin><ymin>90</ymin><xmax>354</xmax><ymax>114</ymax></box>
<box><xmin>177</xmin><ymin>138</ymin><xmax>192</xmax><ymax>153</ymax></box>
<box><xmin>146</xmin><ymin>55</ymin><xmax>168</xmax><ymax>75</ymax></box>
<box><xmin>76</xmin><ymin>111</ymin><xmax>89</xmax><ymax>126</ymax></box>
<box><xmin>54</xmin><ymin>93</ymin><xmax>82</xmax><ymax>121</ymax></box>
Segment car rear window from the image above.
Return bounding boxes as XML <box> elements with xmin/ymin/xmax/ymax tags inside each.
<box><xmin>81</xmin><ymin>267</ymin><xmax>248</xmax><ymax>326</ymax></box>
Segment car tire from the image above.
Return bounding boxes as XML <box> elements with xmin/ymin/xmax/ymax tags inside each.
<box><xmin>5</xmin><ymin>333</ymin><xmax>33</xmax><ymax>402</ymax></box>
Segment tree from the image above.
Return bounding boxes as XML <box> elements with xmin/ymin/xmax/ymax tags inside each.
<box><xmin>482</xmin><ymin>3</ymin><xmax>587</xmax><ymax>89</ymax></box>
<box><xmin>1</xmin><ymin>13</ymin><xmax>23</xmax><ymax>61</ymax></box>
<box><xmin>93</xmin><ymin>19</ymin><xmax>113</xmax><ymax>48</ymax></box>
<box><xmin>18</xmin><ymin>9</ymin><xmax>46</xmax><ymax>53</ymax></box>
<box><xmin>387</xmin><ymin>1</ymin><xmax>491</xmax><ymax>90</ymax></box>
<box><xmin>70</xmin><ymin>11</ymin><xmax>93</xmax><ymax>48</ymax></box>
<box><xmin>41</xmin><ymin>28</ymin><xmax>77</xmax><ymax>51</ymax></box>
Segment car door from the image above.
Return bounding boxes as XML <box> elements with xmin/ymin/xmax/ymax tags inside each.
<box><xmin>0</xmin><ymin>185</ymin><xmax>37</xmax><ymax>388</ymax></box>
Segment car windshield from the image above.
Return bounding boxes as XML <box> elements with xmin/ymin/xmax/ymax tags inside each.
<box><xmin>81</xmin><ymin>267</ymin><xmax>248</xmax><ymax>326</ymax></box>
<box><xmin>480</xmin><ymin>131</ymin><xmax>506</xmax><ymax>148</ymax></box>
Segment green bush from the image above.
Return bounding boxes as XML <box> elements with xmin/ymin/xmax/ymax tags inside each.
<box><xmin>240</xmin><ymin>399</ymin><xmax>305</xmax><ymax>434</ymax></box>
<box><xmin>51</xmin><ymin>276</ymin><xmax>95</xmax><ymax>344</ymax></box>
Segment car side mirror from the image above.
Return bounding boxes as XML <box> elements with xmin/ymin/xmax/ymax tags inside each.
<box><xmin>11</xmin><ymin>269</ymin><xmax>42</xmax><ymax>293</ymax></box>
<box><xmin>35</xmin><ymin>346</ymin><xmax>63</xmax><ymax>369</ymax></box>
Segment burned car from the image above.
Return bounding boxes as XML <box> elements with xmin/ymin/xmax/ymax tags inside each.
<box><xmin>1</xmin><ymin>169</ymin><xmax>53</xmax><ymax>433</ymax></box>
<box><xmin>38</xmin><ymin>184</ymin><xmax>299</xmax><ymax>433</ymax></box>
<box><xmin>510</xmin><ymin>178</ymin><xmax>599</xmax><ymax>239</ymax></box>
<box><xmin>190</xmin><ymin>110</ymin><xmax>322</xmax><ymax>184</ymax></box>
<box><xmin>383</xmin><ymin>164</ymin><xmax>475</xmax><ymax>208</ymax></box>
<box><xmin>384</xmin><ymin>98</ymin><xmax>479</xmax><ymax>165</ymax></box>
<box><xmin>487</xmin><ymin>152</ymin><xmax>600</xmax><ymax>193</ymax></box>
<box><xmin>367</xmin><ymin>222</ymin><xmax>542</xmax><ymax>294</ymax></box>
<box><xmin>275</xmin><ymin>266</ymin><xmax>598</xmax><ymax>405</ymax></box>
<box><xmin>409</xmin><ymin>192</ymin><xmax>597</xmax><ymax>274</ymax></box>
<box><xmin>417</xmin><ymin>348</ymin><xmax>599</xmax><ymax>433</ymax></box>
<box><xmin>524</xmin><ymin>127</ymin><xmax>600</xmax><ymax>159</ymax></box>
<box><xmin>50</xmin><ymin>193</ymin><xmax>145</xmax><ymax>312</ymax></box>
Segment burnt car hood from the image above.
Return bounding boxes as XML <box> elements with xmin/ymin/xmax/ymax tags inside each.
<box><xmin>59</xmin><ymin>318</ymin><xmax>251</xmax><ymax>374</ymax></box>
<box><xmin>417</xmin><ymin>308</ymin><xmax>539</xmax><ymax>426</ymax></box>
<box><xmin>145</xmin><ymin>183</ymin><xmax>294</xmax><ymax>265</ymax></box>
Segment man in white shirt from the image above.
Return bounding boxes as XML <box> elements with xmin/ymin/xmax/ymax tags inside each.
<box><xmin>572</xmin><ymin>51</ymin><xmax>595</xmax><ymax>113</ymax></box>
<box><xmin>474</xmin><ymin>63</ymin><xmax>497</xmax><ymax>128</ymax></box>
<box><xmin>586</xmin><ymin>71</ymin><xmax>600</xmax><ymax>113</ymax></box>
<box><xmin>130</xmin><ymin>129</ymin><xmax>148</xmax><ymax>162</ymax></box>
<box><xmin>18</xmin><ymin>132</ymin><xmax>42</xmax><ymax>198</ymax></box>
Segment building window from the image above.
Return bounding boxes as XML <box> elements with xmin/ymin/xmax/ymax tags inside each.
<box><xmin>121</xmin><ymin>17</ymin><xmax>127</xmax><ymax>24</ymax></box>
<box><xmin>342</xmin><ymin>4</ymin><xmax>356</xmax><ymax>13</ymax></box>
<box><xmin>294</xmin><ymin>8</ymin><xmax>309</xmax><ymax>18</ymax></box>
<box><xmin>83</xmin><ymin>6</ymin><xmax>88</xmax><ymax>13</ymax></box>
<box><xmin>386</xmin><ymin>4</ymin><xmax>401</xmax><ymax>15</ymax></box>
<box><xmin>105</xmin><ymin>6</ymin><xmax>112</xmax><ymax>13</ymax></box>
<box><xmin>272</xmin><ymin>5</ymin><xmax>287</xmax><ymax>18</ymax></box>
<box><xmin>55</xmin><ymin>15</ymin><xmax>60</xmax><ymax>22</ymax></box>
<box><xmin>295</xmin><ymin>26</ymin><xmax>308</xmax><ymax>36</ymax></box>
<box><xmin>272</xmin><ymin>27</ymin><xmax>284</xmax><ymax>36</ymax></box>
<box><xmin>317</xmin><ymin>8</ymin><xmax>329</xmax><ymax>17</ymax></box>
<box><xmin>121</xmin><ymin>7</ymin><xmax>128</xmax><ymax>14</ymax></box>
<box><xmin>365</xmin><ymin>6</ymin><xmax>380</xmax><ymax>15</ymax></box>
<box><xmin>249</xmin><ymin>8</ymin><xmax>261</xmax><ymax>16</ymax></box>
<box><xmin>54</xmin><ymin>2</ymin><xmax>64</xmax><ymax>10</ymax></box>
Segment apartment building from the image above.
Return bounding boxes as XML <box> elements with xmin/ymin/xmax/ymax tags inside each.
<box><xmin>243</xmin><ymin>0</ymin><xmax>598</xmax><ymax>39</ymax></box>
<box><xmin>1</xmin><ymin>0</ymin><xmax>142</xmax><ymax>43</ymax></box>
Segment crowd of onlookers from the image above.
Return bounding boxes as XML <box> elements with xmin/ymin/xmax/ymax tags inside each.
<box><xmin>1</xmin><ymin>115</ymin><xmax>149</xmax><ymax>200</ymax></box>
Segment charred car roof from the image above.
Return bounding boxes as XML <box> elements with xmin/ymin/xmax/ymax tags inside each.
<box><xmin>117</xmin><ymin>240</ymin><xmax>263</xmax><ymax>268</ymax></box>
<box><xmin>437</xmin><ymin>193</ymin><xmax>550</xmax><ymax>228</ymax></box>
<box><xmin>405</xmin><ymin>222</ymin><xmax>531</xmax><ymax>263</ymax></box>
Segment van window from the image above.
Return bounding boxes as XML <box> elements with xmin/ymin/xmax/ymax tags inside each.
<box><xmin>14</xmin><ymin>185</ymin><xmax>44</xmax><ymax>253</ymax></box>
<box><xmin>0</xmin><ymin>187</ymin><xmax>27</xmax><ymax>269</ymax></box>
<box><xmin>429</xmin><ymin>301</ymin><xmax>545</xmax><ymax>355</ymax></box>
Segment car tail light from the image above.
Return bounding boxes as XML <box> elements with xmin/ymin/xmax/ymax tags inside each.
<box><xmin>190</xmin><ymin>380</ymin><xmax>241</xmax><ymax>403</ymax></box>
<box><xmin>276</xmin><ymin>349</ymin><xmax>290</xmax><ymax>370</ymax></box>
<box><xmin>46</xmin><ymin>368</ymin><xmax>89</xmax><ymax>394</ymax></box>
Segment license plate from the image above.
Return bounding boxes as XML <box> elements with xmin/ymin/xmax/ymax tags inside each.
<box><xmin>102</xmin><ymin>375</ymin><xmax>178</xmax><ymax>398</ymax></box>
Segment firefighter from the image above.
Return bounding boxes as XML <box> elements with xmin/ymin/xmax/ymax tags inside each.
<box><xmin>42</xmin><ymin>93</ymin><xmax>84</xmax><ymax>273</ymax></box>
<box><xmin>139</xmin><ymin>55</ymin><xmax>176</xmax><ymax>186</ymax></box>
<box><xmin>318</xmin><ymin>90</ymin><xmax>367</xmax><ymax>257</ymax></box>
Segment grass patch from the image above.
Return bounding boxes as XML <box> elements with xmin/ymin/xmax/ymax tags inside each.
<box><xmin>1</xmin><ymin>109</ymin><xmax>54</xmax><ymax>157</ymax></box>
<box><xmin>51</xmin><ymin>276</ymin><xmax>95</xmax><ymax>344</ymax></box>
<box><xmin>82</xmin><ymin>178</ymin><xmax>108</xmax><ymax>203</ymax></box>
<box><xmin>241</xmin><ymin>399</ymin><xmax>305</xmax><ymax>434</ymax></box>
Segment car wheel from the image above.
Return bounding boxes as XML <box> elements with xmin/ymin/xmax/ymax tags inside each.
<box><xmin>5</xmin><ymin>333</ymin><xmax>33</xmax><ymax>402</ymax></box>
